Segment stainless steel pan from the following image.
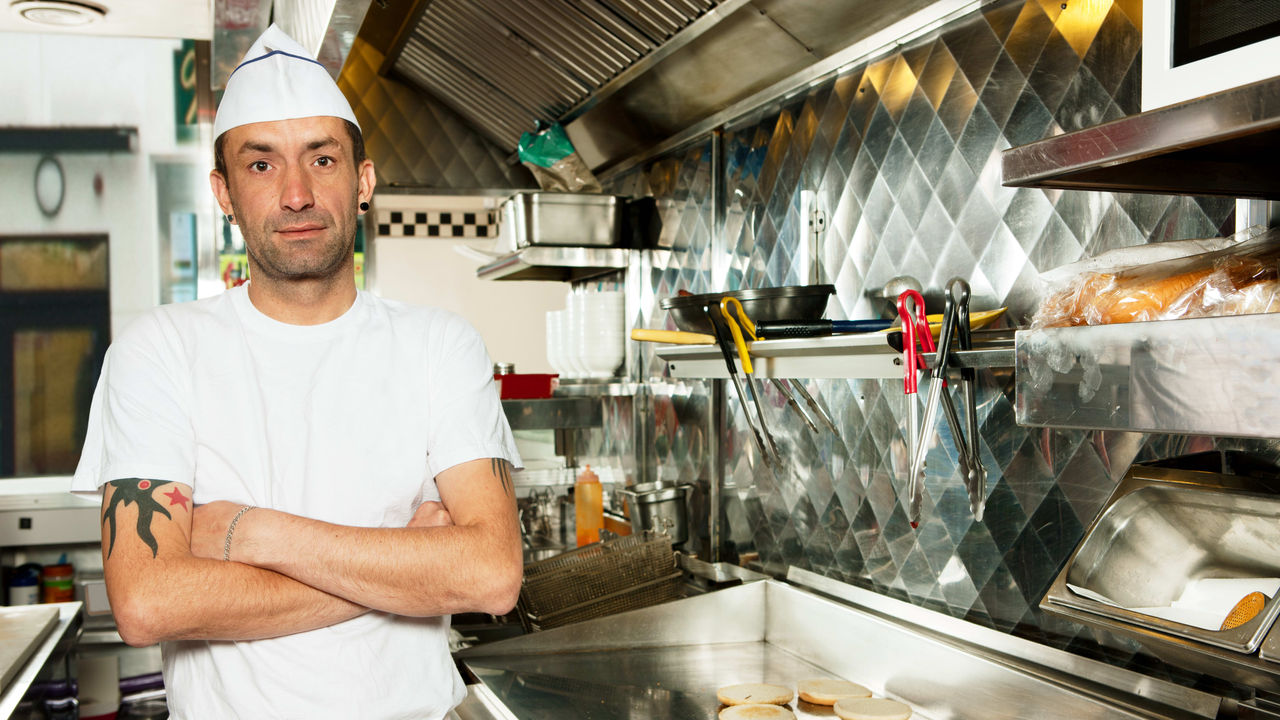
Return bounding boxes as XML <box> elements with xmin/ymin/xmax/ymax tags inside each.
<box><xmin>659</xmin><ymin>285</ymin><xmax>835</xmax><ymax>334</ymax></box>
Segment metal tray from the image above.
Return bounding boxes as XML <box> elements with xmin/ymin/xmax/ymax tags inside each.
<box><xmin>500</xmin><ymin>192</ymin><xmax>622</xmax><ymax>251</ymax></box>
<box><xmin>1043</xmin><ymin>465</ymin><xmax>1280</xmax><ymax>689</ymax></box>
<box><xmin>1052</xmin><ymin>468</ymin><xmax>1280</xmax><ymax>652</ymax></box>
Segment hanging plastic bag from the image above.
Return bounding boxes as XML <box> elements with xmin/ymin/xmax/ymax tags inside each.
<box><xmin>517</xmin><ymin>122</ymin><xmax>602</xmax><ymax>193</ymax></box>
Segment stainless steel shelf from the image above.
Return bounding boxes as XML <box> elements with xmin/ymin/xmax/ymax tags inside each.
<box><xmin>1001</xmin><ymin>75</ymin><xmax>1280</xmax><ymax>200</ymax></box>
<box><xmin>656</xmin><ymin>334</ymin><xmax>1013</xmax><ymax>380</ymax></box>
<box><xmin>501</xmin><ymin>397</ymin><xmax>602</xmax><ymax>430</ymax></box>
<box><xmin>552</xmin><ymin>380</ymin><xmax>639</xmax><ymax>397</ymax></box>
<box><xmin>1015</xmin><ymin>313</ymin><xmax>1280</xmax><ymax>438</ymax></box>
<box><xmin>476</xmin><ymin>246</ymin><xmax>629</xmax><ymax>282</ymax></box>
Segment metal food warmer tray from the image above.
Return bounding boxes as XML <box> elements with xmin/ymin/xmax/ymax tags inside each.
<box><xmin>1043</xmin><ymin>463</ymin><xmax>1280</xmax><ymax>693</ymax></box>
<box><xmin>458</xmin><ymin>567</ymin><xmax>1222</xmax><ymax>719</ymax></box>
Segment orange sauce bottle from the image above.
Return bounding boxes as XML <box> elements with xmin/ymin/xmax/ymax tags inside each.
<box><xmin>574</xmin><ymin>465</ymin><xmax>603</xmax><ymax>547</ymax></box>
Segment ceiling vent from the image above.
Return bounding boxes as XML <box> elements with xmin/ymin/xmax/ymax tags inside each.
<box><xmin>10</xmin><ymin>0</ymin><xmax>106</xmax><ymax>27</ymax></box>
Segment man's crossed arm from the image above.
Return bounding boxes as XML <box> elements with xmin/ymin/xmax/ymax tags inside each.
<box><xmin>100</xmin><ymin>458</ymin><xmax>522</xmax><ymax>647</ymax></box>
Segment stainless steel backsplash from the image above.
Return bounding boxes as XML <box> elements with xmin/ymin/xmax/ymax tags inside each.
<box><xmin>600</xmin><ymin>0</ymin><xmax>1278</xmax><ymax>687</ymax></box>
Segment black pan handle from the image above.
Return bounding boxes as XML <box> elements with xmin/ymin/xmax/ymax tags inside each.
<box><xmin>756</xmin><ymin>318</ymin><xmax>893</xmax><ymax>339</ymax></box>
<box><xmin>755</xmin><ymin>320</ymin><xmax>832</xmax><ymax>339</ymax></box>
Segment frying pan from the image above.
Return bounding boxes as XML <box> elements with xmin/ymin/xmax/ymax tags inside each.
<box><xmin>659</xmin><ymin>285</ymin><xmax>835</xmax><ymax>335</ymax></box>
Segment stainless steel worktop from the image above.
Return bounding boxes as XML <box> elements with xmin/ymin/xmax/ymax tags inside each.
<box><xmin>471</xmin><ymin>640</ymin><xmax>921</xmax><ymax>719</ymax></box>
<box><xmin>458</xmin><ymin>575</ymin><xmax>1220</xmax><ymax>719</ymax></box>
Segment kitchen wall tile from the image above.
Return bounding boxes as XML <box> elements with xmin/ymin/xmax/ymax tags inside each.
<box><xmin>601</xmin><ymin>0</ymin><xmax>1267</xmax><ymax>689</ymax></box>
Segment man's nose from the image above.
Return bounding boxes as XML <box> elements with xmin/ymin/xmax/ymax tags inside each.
<box><xmin>280</xmin><ymin>165</ymin><xmax>314</xmax><ymax>212</ymax></box>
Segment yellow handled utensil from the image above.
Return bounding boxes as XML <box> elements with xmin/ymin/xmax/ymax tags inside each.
<box><xmin>630</xmin><ymin>328</ymin><xmax>717</xmax><ymax>345</ymax></box>
<box><xmin>719</xmin><ymin>297</ymin><xmax>756</xmax><ymax>374</ymax></box>
<box><xmin>880</xmin><ymin>307</ymin><xmax>1007</xmax><ymax>336</ymax></box>
<box><xmin>718</xmin><ymin>297</ymin><xmax>829</xmax><ymax>438</ymax></box>
<box><xmin>718</xmin><ymin>297</ymin><xmax>778</xmax><ymax>462</ymax></box>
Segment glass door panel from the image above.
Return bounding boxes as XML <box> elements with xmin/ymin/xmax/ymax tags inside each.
<box><xmin>0</xmin><ymin>239</ymin><xmax>108</xmax><ymax>291</ymax></box>
<box><xmin>12</xmin><ymin>329</ymin><xmax>99</xmax><ymax>476</ymax></box>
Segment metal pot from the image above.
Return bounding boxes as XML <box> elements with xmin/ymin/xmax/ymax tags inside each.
<box><xmin>622</xmin><ymin>482</ymin><xmax>690</xmax><ymax>546</ymax></box>
<box><xmin>659</xmin><ymin>285</ymin><xmax>835</xmax><ymax>335</ymax></box>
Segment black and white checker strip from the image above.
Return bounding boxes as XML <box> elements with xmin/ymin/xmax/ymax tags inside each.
<box><xmin>375</xmin><ymin>210</ymin><xmax>498</xmax><ymax>239</ymax></box>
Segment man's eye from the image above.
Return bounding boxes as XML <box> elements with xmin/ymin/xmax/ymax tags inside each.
<box><xmin>315</xmin><ymin>156</ymin><xmax>333</xmax><ymax>167</ymax></box>
<box><xmin>250</xmin><ymin>161</ymin><xmax>271</xmax><ymax>172</ymax></box>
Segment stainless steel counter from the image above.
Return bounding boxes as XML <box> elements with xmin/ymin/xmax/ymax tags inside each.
<box><xmin>467</xmin><ymin>640</ymin><xmax>929</xmax><ymax>719</ymax></box>
<box><xmin>0</xmin><ymin>602</ymin><xmax>81</xmax><ymax>720</ymax></box>
<box><xmin>459</xmin><ymin>577</ymin><xmax>1220</xmax><ymax>719</ymax></box>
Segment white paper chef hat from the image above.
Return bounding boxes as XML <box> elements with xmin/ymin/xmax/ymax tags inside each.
<box><xmin>213</xmin><ymin>24</ymin><xmax>360</xmax><ymax>139</ymax></box>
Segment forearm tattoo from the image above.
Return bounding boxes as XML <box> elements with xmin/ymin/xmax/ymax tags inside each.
<box><xmin>490</xmin><ymin>458</ymin><xmax>513</xmax><ymax>497</ymax></box>
<box><xmin>102</xmin><ymin>479</ymin><xmax>188</xmax><ymax>558</ymax></box>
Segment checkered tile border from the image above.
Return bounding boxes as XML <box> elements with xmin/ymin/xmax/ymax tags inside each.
<box><xmin>375</xmin><ymin>210</ymin><xmax>498</xmax><ymax>239</ymax></box>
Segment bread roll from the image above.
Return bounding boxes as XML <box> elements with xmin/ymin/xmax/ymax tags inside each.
<box><xmin>797</xmin><ymin>678</ymin><xmax>872</xmax><ymax>705</ymax></box>
<box><xmin>716</xmin><ymin>683</ymin><xmax>794</xmax><ymax>706</ymax></box>
<box><xmin>719</xmin><ymin>704</ymin><xmax>796</xmax><ymax>719</ymax></box>
<box><xmin>833</xmin><ymin>697</ymin><xmax>913</xmax><ymax>720</ymax></box>
<box><xmin>1033</xmin><ymin>240</ymin><xmax>1280</xmax><ymax>328</ymax></box>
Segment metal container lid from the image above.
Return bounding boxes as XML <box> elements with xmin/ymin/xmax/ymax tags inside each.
<box><xmin>627</xmin><ymin>482</ymin><xmax>688</xmax><ymax>502</ymax></box>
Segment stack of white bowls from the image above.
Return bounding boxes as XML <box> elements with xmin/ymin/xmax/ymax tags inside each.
<box><xmin>546</xmin><ymin>290</ymin><xmax>624</xmax><ymax>379</ymax></box>
<box><xmin>544</xmin><ymin>309</ymin><xmax>571</xmax><ymax>377</ymax></box>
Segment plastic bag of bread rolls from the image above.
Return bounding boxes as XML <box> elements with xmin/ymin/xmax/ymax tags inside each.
<box><xmin>1032</xmin><ymin>226</ymin><xmax>1280</xmax><ymax>328</ymax></box>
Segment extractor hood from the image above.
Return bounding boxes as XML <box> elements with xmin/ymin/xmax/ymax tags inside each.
<box><xmin>366</xmin><ymin>0</ymin><xmax>939</xmax><ymax>173</ymax></box>
<box><xmin>212</xmin><ymin>0</ymin><xmax>373</xmax><ymax>88</ymax></box>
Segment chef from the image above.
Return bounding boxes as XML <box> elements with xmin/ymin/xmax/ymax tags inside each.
<box><xmin>71</xmin><ymin>24</ymin><xmax>523</xmax><ymax>719</ymax></box>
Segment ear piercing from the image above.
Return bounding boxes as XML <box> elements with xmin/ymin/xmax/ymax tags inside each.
<box><xmin>226</xmin><ymin>214</ymin><xmax>234</xmax><ymax>223</ymax></box>
<box><xmin>359</xmin><ymin>201</ymin><xmax>369</xmax><ymax>212</ymax></box>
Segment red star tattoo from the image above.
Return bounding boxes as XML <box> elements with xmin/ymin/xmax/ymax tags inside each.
<box><xmin>163</xmin><ymin>487</ymin><xmax>190</xmax><ymax>511</ymax></box>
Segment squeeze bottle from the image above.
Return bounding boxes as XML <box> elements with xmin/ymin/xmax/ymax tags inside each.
<box><xmin>574</xmin><ymin>465</ymin><xmax>603</xmax><ymax>547</ymax></box>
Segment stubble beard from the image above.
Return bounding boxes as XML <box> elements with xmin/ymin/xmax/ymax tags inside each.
<box><xmin>236</xmin><ymin>200</ymin><xmax>357</xmax><ymax>283</ymax></box>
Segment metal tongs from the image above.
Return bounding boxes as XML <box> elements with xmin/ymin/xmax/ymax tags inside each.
<box><xmin>909</xmin><ymin>279</ymin><xmax>988</xmax><ymax>525</ymax></box>
<box><xmin>719</xmin><ymin>298</ymin><xmax>838</xmax><ymax>438</ymax></box>
<box><xmin>897</xmin><ymin>289</ymin><xmax>935</xmax><ymax>528</ymax></box>
<box><xmin>704</xmin><ymin>303</ymin><xmax>775</xmax><ymax>467</ymax></box>
<box><xmin>950</xmin><ymin>279</ymin><xmax>987</xmax><ymax>521</ymax></box>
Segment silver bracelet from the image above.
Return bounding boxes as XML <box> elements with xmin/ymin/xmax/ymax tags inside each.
<box><xmin>223</xmin><ymin>505</ymin><xmax>256</xmax><ymax>561</ymax></box>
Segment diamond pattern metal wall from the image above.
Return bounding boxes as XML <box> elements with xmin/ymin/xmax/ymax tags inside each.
<box><xmin>605</xmin><ymin>0</ymin><xmax>1277</xmax><ymax>688</ymax></box>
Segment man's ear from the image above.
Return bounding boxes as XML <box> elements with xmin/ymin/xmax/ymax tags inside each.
<box><xmin>357</xmin><ymin>159</ymin><xmax>376</xmax><ymax>209</ymax></box>
<box><xmin>209</xmin><ymin>169</ymin><xmax>235</xmax><ymax>218</ymax></box>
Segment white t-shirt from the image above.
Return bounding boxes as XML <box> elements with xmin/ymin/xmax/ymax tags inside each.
<box><xmin>71</xmin><ymin>284</ymin><xmax>521</xmax><ymax>720</ymax></box>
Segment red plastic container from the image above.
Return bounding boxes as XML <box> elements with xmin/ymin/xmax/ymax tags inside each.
<box><xmin>495</xmin><ymin>373</ymin><xmax>558</xmax><ymax>399</ymax></box>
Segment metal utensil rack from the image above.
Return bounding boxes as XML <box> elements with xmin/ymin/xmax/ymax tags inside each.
<box><xmin>516</xmin><ymin>531</ymin><xmax>682</xmax><ymax>632</ymax></box>
<box><xmin>655</xmin><ymin>332</ymin><xmax>1013</xmax><ymax>380</ymax></box>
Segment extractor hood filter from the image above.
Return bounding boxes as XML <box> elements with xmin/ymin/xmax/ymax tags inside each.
<box><xmin>390</xmin><ymin>0</ymin><xmax>720</xmax><ymax>150</ymax></box>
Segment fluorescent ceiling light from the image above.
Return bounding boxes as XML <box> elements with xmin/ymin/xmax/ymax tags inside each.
<box><xmin>10</xmin><ymin>0</ymin><xmax>107</xmax><ymax>27</ymax></box>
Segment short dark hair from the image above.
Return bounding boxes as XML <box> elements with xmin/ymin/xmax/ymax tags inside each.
<box><xmin>214</xmin><ymin>118</ymin><xmax>366</xmax><ymax>183</ymax></box>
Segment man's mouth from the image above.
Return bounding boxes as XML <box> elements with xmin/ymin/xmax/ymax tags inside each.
<box><xmin>276</xmin><ymin>224</ymin><xmax>325</xmax><ymax>235</ymax></box>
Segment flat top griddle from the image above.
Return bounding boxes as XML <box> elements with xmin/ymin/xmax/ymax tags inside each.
<box><xmin>465</xmin><ymin>640</ymin><xmax>921</xmax><ymax>719</ymax></box>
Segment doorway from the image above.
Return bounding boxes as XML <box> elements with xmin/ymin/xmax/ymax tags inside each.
<box><xmin>0</xmin><ymin>234</ymin><xmax>110</xmax><ymax>477</ymax></box>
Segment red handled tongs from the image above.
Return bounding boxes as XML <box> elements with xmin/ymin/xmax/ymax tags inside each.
<box><xmin>910</xmin><ymin>279</ymin><xmax>987</xmax><ymax>526</ymax></box>
<box><xmin>896</xmin><ymin>289</ymin><xmax>934</xmax><ymax>528</ymax></box>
